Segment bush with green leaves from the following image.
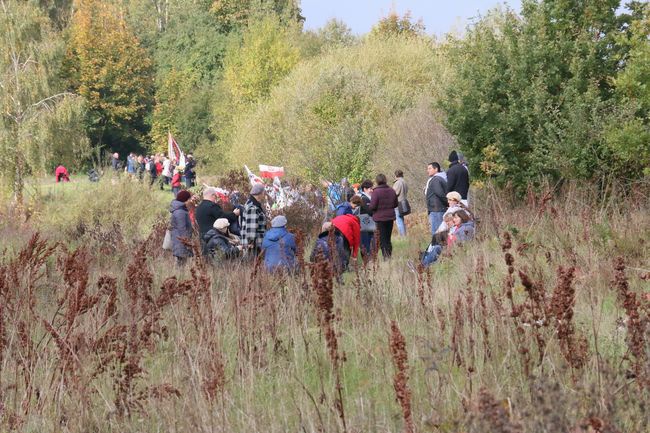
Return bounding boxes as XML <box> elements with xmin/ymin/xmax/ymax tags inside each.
<box><xmin>216</xmin><ymin>36</ymin><xmax>449</xmax><ymax>183</ymax></box>
<box><xmin>442</xmin><ymin>1</ymin><xmax>648</xmax><ymax>192</ymax></box>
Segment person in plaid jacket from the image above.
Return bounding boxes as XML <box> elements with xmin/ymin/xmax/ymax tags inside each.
<box><xmin>241</xmin><ymin>183</ymin><xmax>268</xmax><ymax>255</ymax></box>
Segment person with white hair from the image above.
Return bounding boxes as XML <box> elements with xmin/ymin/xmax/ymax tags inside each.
<box><xmin>195</xmin><ymin>186</ymin><xmax>240</xmax><ymax>256</ymax></box>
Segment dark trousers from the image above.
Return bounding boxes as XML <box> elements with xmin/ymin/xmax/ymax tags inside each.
<box><xmin>376</xmin><ymin>220</ymin><xmax>394</xmax><ymax>258</ymax></box>
<box><xmin>360</xmin><ymin>231</ymin><xmax>374</xmax><ymax>256</ymax></box>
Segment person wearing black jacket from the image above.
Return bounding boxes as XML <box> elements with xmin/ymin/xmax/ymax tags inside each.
<box><xmin>185</xmin><ymin>155</ymin><xmax>196</xmax><ymax>188</ymax></box>
<box><xmin>447</xmin><ymin>150</ymin><xmax>469</xmax><ymax>203</ymax></box>
<box><xmin>425</xmin><ymin>162</ymin><xmax>448</xmax><ymax>235</ymax></box>
<box><xmin>195</xmin><ymin>187</ymin><xmax>240</xmax><ymax>255</ymax></box>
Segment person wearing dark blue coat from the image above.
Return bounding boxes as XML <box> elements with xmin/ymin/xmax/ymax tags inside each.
<box><xmin>310</xmin><ymin>222</ymin><xmax>349</xmax><ymax>275</ymax></box>
<box><xmin>169</xmin><ymin>190</ymin><xmax>193</xmax><ymax>265</ymax></box>
<box><xmin>261</xmin><ymin>215</ymin><xmax>297</xmax><ymax>272</ymax></box>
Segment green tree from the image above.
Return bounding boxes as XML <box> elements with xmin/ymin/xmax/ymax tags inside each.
<box><xmin>0</xmin><ymin>0</ymin><xmax>89</xmax><ymax>203</ymax></box>
<box><xmin>211</xmin><ymin>0</ymin><xmax>303</xmax><ymax>32</ymax></box>
<box><xmin>442</xmin><ymin>0</ymin><xmax>634</xmax><ymax>191</ymax></box>
<box><xmin>221</xmin><ymin>37</ymin><xmax>441</xmax><ymax>182</ymax></box>
<box><xmin>299</xmin><ymin>18</ymin><xmax>357</xmax><ymax>58</ymax></box>
<box><xmin>63</xmin><ymin>0</ymin><xmax>153</xmax><ymax>154</ymax></box>
<box><xmin>222</xmin><ymin>15</ymin><xmax>301</xmax><ymax>106</ymax></box>
<box><xmin>606</xmin><ymin>2</ymin><xmax>650</xmax><ymax>178</ymax></box>
<box><xmin>369</xmin><ymin>10</ymin><xmax>425</xmax><ymax>39</ymax></box>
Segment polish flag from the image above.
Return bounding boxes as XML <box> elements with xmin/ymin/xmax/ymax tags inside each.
<box><xmin>259</xmin><ymin>164</ymin><xmax>284</xmax><ymax>179</ymax></box>
<box><xmin>244</xmin><ymin>165</ymin><xmax>264</xmax><ymax>186</ymax></box>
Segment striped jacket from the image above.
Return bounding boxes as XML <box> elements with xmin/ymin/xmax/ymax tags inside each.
<box><xmin>241</xmin><ymin>196</ymin><xmax>267</xmax><ymax>252</ymax></box>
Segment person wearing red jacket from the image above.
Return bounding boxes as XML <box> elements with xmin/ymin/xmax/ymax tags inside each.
<box><xmin>55</xmin><ymin>165</ymin><xmax>70</xmax><ymax>183</ymax></box>
<box><xmin>332</xmin><ymin>213</ymin><xmax>361</xmax><ymax>260</ymax></box>
<box><xmin>171</xmin><ymin>166</ymin><xmax>184</xmax><ymax>197</ymax></box>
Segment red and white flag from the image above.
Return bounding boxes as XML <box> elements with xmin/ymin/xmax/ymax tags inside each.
<box><xmin>168</xmin><ymin>132</ymin><xmax>186</xmax><ymax>167</ymax></box>
<box><xmin>244</xmin><ymin>165</ymin><xmax>264</xmax><ymax>186</ymax></box>
<box><xmin>259</xmin><ymin>164</ymin><xmax>284</xmax><ymax>179</ymax></box>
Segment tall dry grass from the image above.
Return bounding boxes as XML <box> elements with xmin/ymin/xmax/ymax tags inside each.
<box><xmin>0</xmin><ymin>180</ymin><xmax>648</xmax><ymax>432</ymax></box>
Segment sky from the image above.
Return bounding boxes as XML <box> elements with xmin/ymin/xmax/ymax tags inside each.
<box><xmin>301</xmin><ymin>0</ymin><xmax>523</xmax><ymax>36</ymax></box>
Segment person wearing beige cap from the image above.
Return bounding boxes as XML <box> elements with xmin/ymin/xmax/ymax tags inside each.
<box><xmin>204</xmin><ymin>218</ymin><xmax>242</xmax><ymax>260</ymax></box>
<box><xmin>435</xmin><ymin>191</ymin><xmax>474</xmax><ymax>233</ymax></box>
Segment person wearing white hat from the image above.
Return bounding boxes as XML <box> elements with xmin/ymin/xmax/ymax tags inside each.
<box><xmin>261</xmin><ymin>215</ymin><xmax>297</xmax><ymax>272</ymax></box>
<box><xmin>204</xmin><ymin>218</ymin><xmax>242</xmax><ymax>260</ymax></box>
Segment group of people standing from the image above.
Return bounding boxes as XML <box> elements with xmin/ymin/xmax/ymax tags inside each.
<box><xmin>166</xmin><ymin>149</ymin><xmax>475</xmax><ymax>272</ymax></box>
<box><xmin>111</xmin><ymin>152</ymin><xmax>197</xmax><ymax>195</ymax></box>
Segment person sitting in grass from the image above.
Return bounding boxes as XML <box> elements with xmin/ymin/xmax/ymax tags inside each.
<box><xmin>422</xmin><ymin>210</ymin><xmax>475</xmax><ymax>267</ymax></box>
<box><xmin>447</xmin><ymin>210</ymin><xmax>475</xmax><ymax>247</ymax></box>
<box><xmin>204</xmin><ymin>218</ymin><xmax>242</xmax><ymax>261</ymax></box>
<box><xmin>262</xmin><ymin>215</ymin><xmax>297</xmax><ymax>273</ymax></box>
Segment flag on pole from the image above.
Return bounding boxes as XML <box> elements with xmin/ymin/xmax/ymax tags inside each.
<box><xmin>168</xmin><ymin>132</ymin><xmax>186</xmax><ymax>167</ymax></box>
<box><xmin>273</xmin><ymin>176</ymin><xmax>287</xmax><ymax>208</ymax></box>
<box><xmin>259</xmin><ymin>164</ymin><xmax>285</xmax><ymax>179</ymax></box>
<box><xmin>244</xmin><ymin>165</ymin><xmax>264</xmax><ymax>186</ymax></box>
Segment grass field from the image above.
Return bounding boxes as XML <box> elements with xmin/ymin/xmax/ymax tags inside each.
<box><xmin>0</xmin><ymin>176</ymin><xmax>648</xmax><ymax>432</ymax></box>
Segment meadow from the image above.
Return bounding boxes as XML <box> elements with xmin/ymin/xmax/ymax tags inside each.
<box><xmin>0</xmin><ymin>176</ymin><xmax>648</xmax><ymax>433</ymax></box>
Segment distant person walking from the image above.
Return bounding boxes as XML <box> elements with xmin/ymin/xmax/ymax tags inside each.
<box><xmin>447</xmin><ymin>150</ymin><xmax>470</xmax><ymax>205</ymax></box>
<box><xmin>162</xmin><ymin>156</ymin><xmax>172</xmax><ymax>188</ymax></box>
<box><xmin>111</xmin><ymin>152</ymin><xmax>120</xmax><ymax>171</ymax></box>
<box><xmin>392</xmin><ymin>169</ymin><xmax>409</xmax><ymax>236</ymax></box>
<box><xmin>171</xmin><ymin>166</ymin><xmax>183</xmax><ymax>198</ymax></box>
<box><xmin>425</xmin><ymin>162</ymin><xmax>448</xmax><ymax>235</ymax></box>
<box><xmin>149</xmin><ymin>155</ymin><xmax>159</xmax><ymax>186</ymax></box>
<box><xmin>126</xmin><ymin>153</ymin><xmax>136</xmax><ymax>175</ymax></box>
<box><xmin>185</xmin><ymin>155</ymin><xmax>196</xmax><ymax>188</ymax></box>
<box><xmin>369</xmin><ymin>173</ymin><xmax>398</xmax><ymax>259</ymax></box>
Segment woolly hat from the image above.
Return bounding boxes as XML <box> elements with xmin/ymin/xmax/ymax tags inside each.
<box><xmin>213</xmin><ymin>218</ymin><xmax>230</xmax><ymax>230</ymax></box>
<box><xmin>271</xmin><ymin>215</ymin><xmax>287</xmax><ymax>228</ymax></box>
<box><xmin>448</xmin><ymin>150</ymin><xmax>459</xmax><ymax>163</ymax></box>
<box><xmin>176</xmin><ymin>190</ymin><xmax>191</xmax><ymax>202</ymax></box>
<box><xmin>446</xmin><ymin>191</ymin><xmax>462</xmax><ymax>202</ymax></box>
<box><xmin>250</xmin><ymin>184</ymin><xmax>265</xmax><ymax>196</ymax></box>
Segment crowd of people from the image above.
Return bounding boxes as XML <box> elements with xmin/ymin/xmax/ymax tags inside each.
<box><xmin>110</xmin><ymin>152</ymin><xmax>197</xmax><ymax>193</ymax></box>
<box><xmin>166</xmin><ymin>150</ymin><xmax>476</xmax><ymax>273</ymax></box>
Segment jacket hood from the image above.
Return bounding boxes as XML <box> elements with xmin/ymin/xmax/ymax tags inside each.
<box><xmin>264</xmin><ymin>227</ymin><xmax>288</xmax><ymax>243</ymax></box>
<box><xmin>169</xmin><ymin>200</ymin><xmax>188</xmax><ymax>213</ymax></box>
<box><xmin>335</xmin><ymin>202</ymin><xmax>353</xmax><ymax>216</ymax></box>
<box><xmin>203</xmin><ymin>228</ymin><xmax>228</xmax><ymax>242</ymax></box>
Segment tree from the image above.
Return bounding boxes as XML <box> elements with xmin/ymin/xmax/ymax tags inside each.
<box><xmin>64</xmin><ymin>0</ymin><xmax>153</xmax><ymax>154</ymax></box>
<box><xmin>442</xmin><ymin>0</ymin><xmax>637</xmax><ymax>191</ymax></box>
<box><xmin>370</xmin><ymin>10</ymin><xmax>425</xmax><ymax>39</ymax></box>
<box><xmin>222</xmin><ymin>15</ymin><xmax>300</xmax><ymax>106</ymax></box>
<box><xmin>211</xmin><ymin>0</ymin><xmax>303</xmax><ymax>32</ymax></box>
<box><xmin>606</xmin><ymin>2</ymin><xmax>650</xmax><ymax>178</ymax></box>
<box><xmin>0</xmin><ymin>0</ymin><xmax>89</xmax><ymax>203</ymax></box>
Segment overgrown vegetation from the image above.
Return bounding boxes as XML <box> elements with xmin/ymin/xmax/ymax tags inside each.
<box><xmin>0</xmin><ymin>180</ymin><xmax>648</xmax><ymax>432</ymax></box>
<box><xmin>2</xmin><ymin>1</ymin><xmax>648</xmax><ymax>200</ymax></box>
